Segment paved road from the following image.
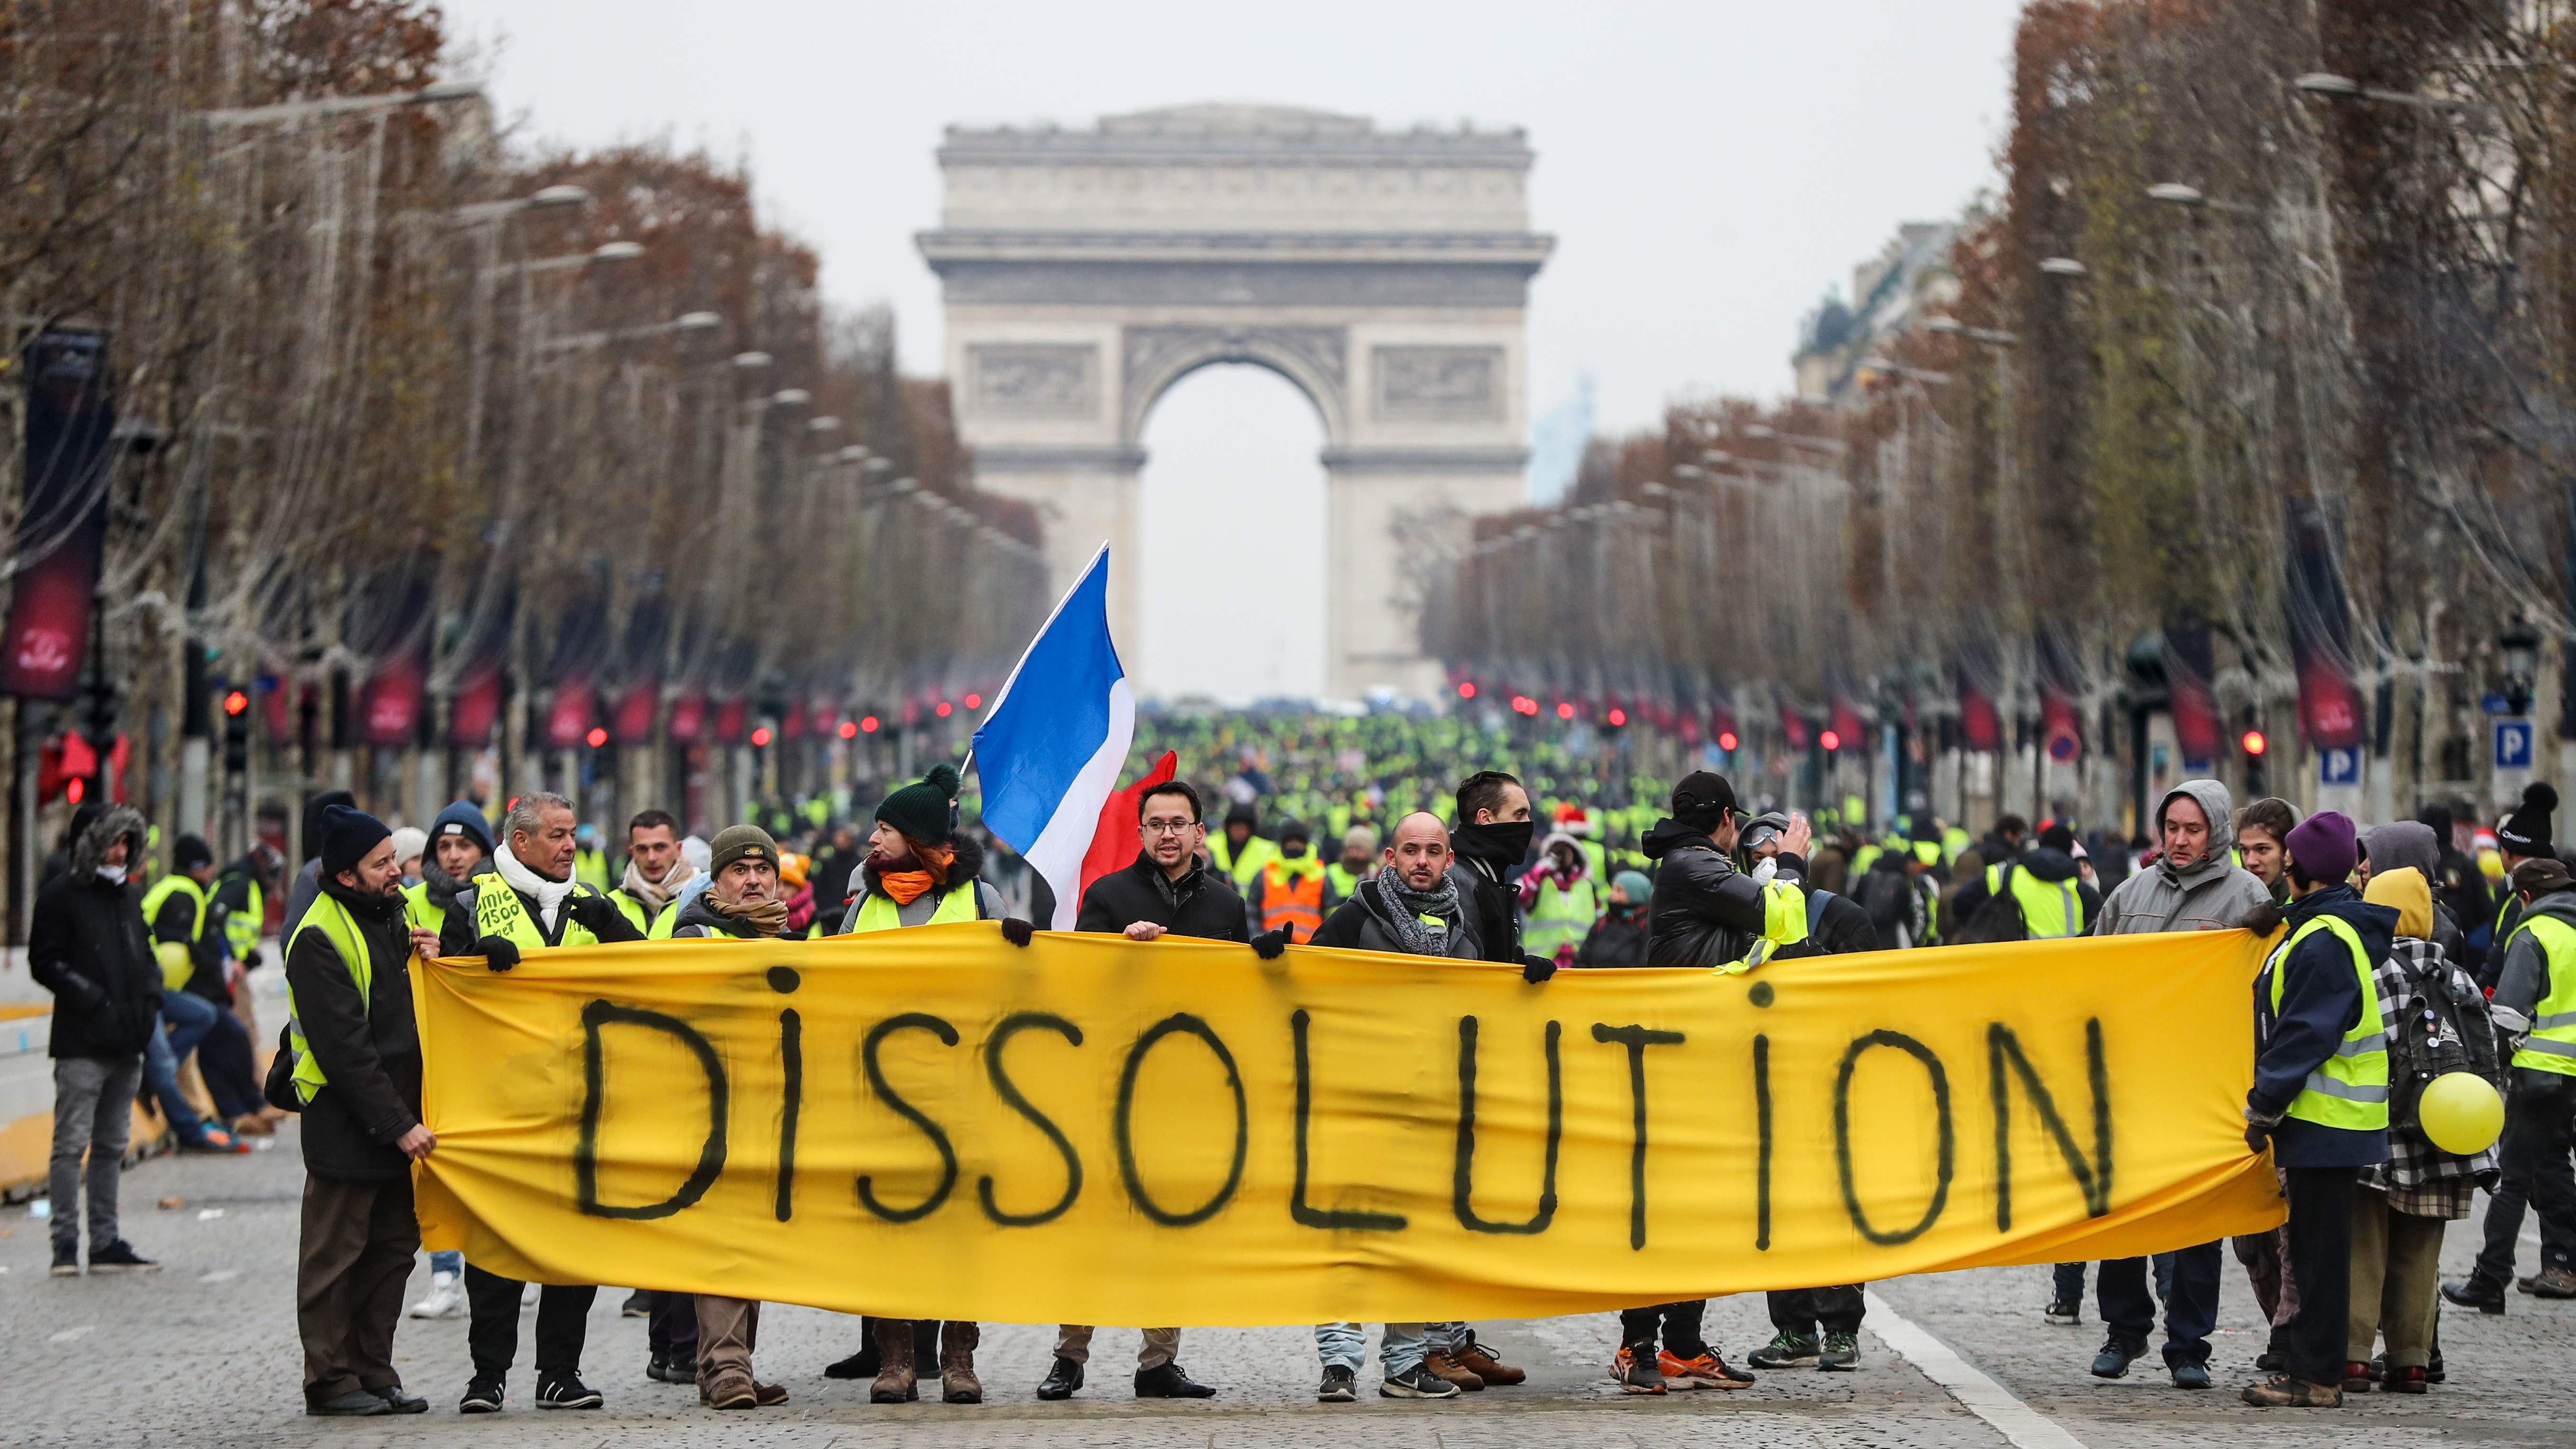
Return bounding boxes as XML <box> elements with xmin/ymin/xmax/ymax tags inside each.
<box><xmin>2</xmin><ymin>1128</ymin><xmax>2566</xmax><ymax>1448</ymax></box>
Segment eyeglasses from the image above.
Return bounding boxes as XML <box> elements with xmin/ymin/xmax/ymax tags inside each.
<box><xmin>1141</xmin><ymin>820</ymin><xmax>1200</xmax><ymax>836</ymax></box>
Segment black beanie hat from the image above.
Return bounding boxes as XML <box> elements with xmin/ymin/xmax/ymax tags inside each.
<box><xmin>1671</xmin><ymin>770</ymin><xmax>1738</xmax><ymax>829</ymax></box>
<box><xmin>875</xmin><ymin>762</ymin><xmax>961</xmax><ymax>845</ymax></box>
<box><xmin>172</xmin><ymin>833</ymin><xmax>214</xmax><ymax>874</ymax></box>
<box><xmin>2499</xmin><ymin>782</ymin><xmax>2557</xmax><ymax>859</ymax></box>
<box><xmin>320</xmin><ymin>803</ymin><xmax>392</xmax><ymax>879</ymax></box>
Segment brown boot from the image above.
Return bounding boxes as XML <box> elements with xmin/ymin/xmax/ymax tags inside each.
<box><xmin>1423</xmin><ymin>1350</ymin><xmax>1485</xmax><ymax>1391</ymax></box>
<box><xmin>2240</xmin><ymin>1373</ymin><xmax>2342</xmax><ymax>1408</ymax></box>
<box><xmin>1453</xmin><ymin>1339</ymin><xmax>1524</xmax><ymax>1386</ymax></box>
<box><xmin>869</xmin><ymin>1316</ymin><xmax>917</xmax><ymax>1403</ymax></box>
<box><xmin>940</xmin><ymin>1321</ymin><xmax>983</xmax><ymax>1404</ymax></box>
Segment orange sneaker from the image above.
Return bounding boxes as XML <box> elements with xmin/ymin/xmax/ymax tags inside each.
<box><xmin>1610</xmin><ymin>1345</ymin><xmax>1665</xmax><ymax>1395</ymax></box>
<box><xmin>1660</xmin><ymin>1349</ymin><xmax>1756</xmax><ymax>1390</ymax></box>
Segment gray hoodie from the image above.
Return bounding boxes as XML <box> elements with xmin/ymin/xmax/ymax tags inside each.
<box><xmin>2093</xmin><ymin>779</ymin><xmax>2273</xmax><ymax>935</ymax></box>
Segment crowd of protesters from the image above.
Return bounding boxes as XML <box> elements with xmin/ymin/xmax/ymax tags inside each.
<box><xmin>25</xmin><ymin>716</ymin><xmax>2573</xmax><ymax>1416</ymax></box>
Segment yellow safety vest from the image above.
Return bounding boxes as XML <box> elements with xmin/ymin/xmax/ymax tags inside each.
<box><xmin>1716</xmin><ymin>877</ymin><xmax>1810</xmax><ymax>976</ymax></box>
<box><xmin>467</xmin><ymin>878</ymin><xmax>607</xmax><ymax>952</ymax></box>
<box><xmin>850</xmin><ymin>880</ymin><xmax>980</xmax><ymax>932</ymax></box>
<box><xmin>1851</xmin><ymin>844</ymin><xmax>1882</xmax><ymax>878</ymax></box>
<box><xmin>2262</xmin><ymin>914</ymin><xmax>2389</xmax><ymax>1131</ymax></box>
<box><xmin>575</xmin><ymin>846</ymin><xmax>610</xmax><ymax>892</ymax></box>
<box><xmin>221</xmin><ymin>878</ymin><xmax>264</xmax><ymax>963</ymax></box>
<box><xmin>649</xmin><ymin>900</ymin><xmax>682</xmax><ymax>939</ymax></box>
<box><xmin>400</xmin><ymin>879</ymin><xmax>446</xmax><ymax>938</ymax></box>
<box><xmin>1208</xmin><ymin>834</ymin><xmax>1281</xmax><ymax>893</ymax></box>
<box><xmin>285</xmin><ymin>896</ymin><xmax>378</xmax><ymax>1105</ymax></box>
<box><xmin>1942</xmin><ymin>826</ymin><xmax>1971</xmax><ymax>865</ymax></box>
<box><xmin>140</xmin><ymin>874</ymin><xmax>208</xmax><ymax>991</ymax></box>
<box><xmin>2503</xmin><ymin>912</ymin><xmax>2576</xmax><ymax>1077</ymax></box>
<box><xmin>1523</xmin><ymin>873</ymin><xmax>1597</xmax><ymax>960</ymax></box>
<box><xmin>1325</xmin><ymin>862</ymin><xmax>1370</xmax><ymax>902</ymax></box>
<box><xmin>2000</xmin><ymin>863</ymin><xmax>2082</xmax><ymax>940</ymax></box>
<box><xmin>610</xmin><ymin>888</ymin><xmax>654</xmax><ymax>933</ymax></box>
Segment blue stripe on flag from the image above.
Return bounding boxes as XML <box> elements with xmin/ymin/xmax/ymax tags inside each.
<box><xmin>973</xmin><ymin>550</ymin><xmax>1125</xmax><ymax>854</ymax></box>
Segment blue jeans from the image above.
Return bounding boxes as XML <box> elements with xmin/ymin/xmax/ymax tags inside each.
<box><xmin>2100</xmin><ymin>1242</ymin><xmax>2221</xmax><ymax>1366</ymax></box>
<box><xmin>431</xmin><ymin>1251</ymin><xmax>461</xmax><ymax>1275</ymax></box>
<box><xmin>142</xmin><ymin>999</ymin><xmax>214</xmax><ymax>1141</ymax></box>
<box><xmin>1315</xmin><ymin>1321</ymin><xmax>1460</xmax><ymax>1377</ymax></box>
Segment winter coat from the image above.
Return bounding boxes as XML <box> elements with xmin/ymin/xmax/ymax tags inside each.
<box><xmin>1640</xmin><ymin>819</ymin><xmax>1776</xmax><ymax>968</ymax></box>
<box><xmin>435</xmin><ymin>857</ymin><xmax>647</xmax><ymax>955</ymax></box>
<box><xmin>2094</xmin><ymin>781</ymin><xmax>2271</xmax><ymax>935</ymax></box>
<box><xmin>1447</xmin><ymin>825</ymin><xmax>1528</xmax><ymax>964</ymax></box>
<box><xmin>1791</xmin><ymin>887</ymin><xmax>1884</xmax><ymax>958</ymax></box>
<box><xmin>1310</xmin><ymin>875</ymin><xmax>1484</xmax><ymax>959</ymax></box>
<box><xmin>2494</xmin><ymin>885</ymin><xmax>2576</xmax><ymax>1092</ymax></box>
<box><xmin>2252</xmin><ymin>883</ymin><xmax>2396</xmax><ymax>1170</ymax></box>
<box><xmin>287</xmin><ymin>876</ymin><xmax>422</xmax><ymax>1182</ymax></box>
<box><xmin>28</xmin><ymin>807</ymin><xmax>159</xmax><ymax>1060</ymax></box>
<box><xmin>1948</xmin><ymin>845</ymin><xmax>2102</xmax><ymax>938</ymax></box>
<box><xmin>836</xmin><ymin>830</ymin><xmax>1004</xmax><ymax>933</ymax></box>
<box><xmin>668</xmin><ymin>890</ymin><xmax>781</xmax><ymax>940</ymax></box>
<box><xmin>1574</xmin><ymin>909</ymin><xmax>1652</xmax><ymax>967</ymax></box>
<box><xmin>1075</xmin><ymin>853</ymin><xmax>1251</xmax><ymax>942</ymax></box>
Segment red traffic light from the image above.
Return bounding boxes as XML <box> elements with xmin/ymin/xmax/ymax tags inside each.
<box><xmin>1457</xmin><ymin>681</ymin><xmax>1477</xmax><ymax>700</ymax></box>
<box><xmin>1606</xmin><ymin>707</ymin><xmax>1627</xmax><ymax>727</ymax></box>
<box><xmin>2240</xmin><ymin>729</ymin><xmax>2268</xmax><ymax>757</ymax></box>
<box><xmin>584</xmin><ymin>726</ymin><xmax>607</xmax><ymax>749</ymax></box>
<box><xmin>1819</xmin><ymin>729</ymin><xmax>1843</xmax><ymax>752</ymax></box>
<box><xmin>65</xmin><ymin>777</ymin><xmax>85</xmax><ymax>804</ymax></box>
<box><xmin>964</xmin><ymin>692</ymin><xmax>983</xmax><ymax>710</ymax></box>
<box><xmin>750</xmin><ymin>726</ymin><xmax>773</xmax><ymax>748</ymax></box>
<box><xmin>222</xmin><ymin>690</ymin><xmax>249</xmax><ymax>717</ymax></box>
<box><xmin>1555</xmin><ymin>701</ymin><xmax>1575</xmax><ymax>720</ymax></box>
<box><xmin>934</xmin><ymin>701</ymin><xmax>953</xmax><ymax>719</ymax></box>
<box><xmin>1717</xmin><ymin>730</ymin><xmax>1740</xmax><ymax>752</ymax></box>
<box><xmin>837</xmin><ymin>720</ymin><xmax>859</xmax><ymax>740</ymax></box>
<box><xmin>859</xmin><ymin>715</ymin><xmax>880</xmax><ymax>734</ymax></box>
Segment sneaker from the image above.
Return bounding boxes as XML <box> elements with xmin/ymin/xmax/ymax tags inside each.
<box><xmin>1818</xmin><ymin>1333</ymin><xmax>1860</xmax><ymax>1372</ymax></box>
<box><xmin>2044</xmin><ymin>1297</ymin><xmax>2082</xmax><ymax>1325</ymax></box>
<box><xmin>2090</xmin><ymin>1339</ymin><xmax>2142</xmax><ymax>1379</ymax></box>
<box><xmin>1037</xmin><ymin>1356</ymin><xmax>1084</xmax><ymax>1400</ymax></box>
<box><xmin>49</xmin><ymin>1243</ymin><xmax>78</xmax><ymax>1277</ymax></box>
<box><xmin>1453</xmin><ymin>1340</ymin><xmax>1525</xmax><ymax>1385</ymax></box>
<box><xmin>85</xmin><ymin>1240</ymin><xmax>158</xmax><ymax>1272</ymax></box>
<box><xmin>2170</xmin><ymin>1360</ymin><xmax>2211</xmax><ymax>1390</ymax></box>
<box><xmin>535</xmin><ymin>1374</ymin><xmax>602</xmax><ymax>1410</ymax></box>
<box><xmin>181</xmin><ymin>1127</ymin><xmax>250</xmax><ymax>1154</ymax></box>
<box><xmin>2342</xmin><ymin>1361</ymin><xmax>2373</xmax><ymax>1394</ymax></box>
<box><xmin>1612</xmin><ymin>1346</ymin><xmax>1666</xmax><ymax>1395</ymax></box>
<box><xmin>1380</xmin><ymin>1364</ymin><xmax>1461</xmax><ymax>1399</ymax></box>
<box><xmin>307</xmin><ymin>1390</ymin><xmax>390</xmax><ymax>1417</ymax></box>
<box><xmin>408</xmin><ymin>1270</ymin><xmax>466</xmax><ymax>1319</ymax></box>
<box><xmin>458</xmin><ymin>1376</ymin><xmax>504</xmax><ymax>1413</ymax></box>
<box><xmin>1422</xmin><ymin>1349</ymin><xmax>1485</xmax><ymax>1391</ymax></box>
<box><xmin>1135</xmin><ymin>1361</ymin><xmax>1216</xmax><ymax>1398</ymax></box>
<box><xmin>1317</xmin><ymin>1364</ymin><xmax>1358</xmax><ymax>1402</ymax></box>
<box><xmin>646</xmin><ymin>1353</ymin><xmax>699</xmax><ymax>1385</ymax></box>
<box><xmin>371</xmin><ymin>1384</ymin><xmax>430</xmax><ymax>1414</ymax></box>
<box><xmin>2240</xmin><ymin>1372</ymin><xmax>2342</xmax><ymax>1408</ymax></box>
<box><xmin>2384</xmin><ymin>1365</ymin><xmax>2429</xmax><ymax>1395</ymax></box>
<box><xmin>2526</xmin><ymin>1267</ymin><xmax>2576</xmax><ymax>1298</ymax></box>
<box><xmin>2427</xmin><ymin>1347</ymin><xmax>2446</xmax><ymax>1385</ymax></box>
<box><xmin>621</xmin><ymin>1289</ymin><xmax>654</xmax><ymax>1318</ymax></box>
<box><xmin>1662</xmin><ymin>1348</ymin><xmax>1754</xmax><ymax>1389</ymax></box>
<box><xmin>1748</xmin><ymin>1332</ymin><xmax>1820</xmax><ymax>1370</ymax></box>
<box><xmin>2440</xmin><ymin>1276</ymin><xmax>2505</xmax><ymax>1314</ymax></box>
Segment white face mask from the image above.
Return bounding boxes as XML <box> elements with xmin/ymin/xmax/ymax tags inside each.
<box><xmin>97</xmin><ymin>863</ymin><xmax>128</xmax><ymax>884</ymax></box>
<box><xmin>1749</xmin><ymin>856</ymin><xmax>1778</xmax><ymax>885</ymax></box>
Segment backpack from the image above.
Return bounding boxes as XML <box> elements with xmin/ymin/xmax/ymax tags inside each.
<box><xmin>2383</xmin><ymin>942</ymin><xmax>2502</xmax><ymax>1140</ymax></box>
<box><xmin>1855</xmin><ymin>867</ymin><xmax>1914</xmax><ymax>948</ymax></box>
<box><xmin>1951</xmin><ymin>864</ymin><xmax>2032</xmax><ymax>946</ymax></box>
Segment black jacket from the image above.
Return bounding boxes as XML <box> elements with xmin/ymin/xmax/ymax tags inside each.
<box><xmin>1311</xmin><ymin>876</ymin><xmax>1484</xmax><ymax>958</ymax></box>
<box><xmin>1075</xmin><ymin>853</ymin><xmax>1250</xmax><ymax>941</ymax></box>
<box><xmin>2253</xmin><ymin>883</ymin><xmax>2395</xmax><ymax>1170</ymax></box>
<box><xmin>1791</xmin><ymin>888</ymin><xmax>1884</xmax><ymax>958</ymax></box>
<box><xmin>1447</xmin><ymin>825</ymin><xmax>1527</xmax><ymax>964</ymax></box>
<box><xmin>1947</xmin><ymin>846</ymin><xmax>2102</xmax><ymax>939</ymax></box>
<box><xmin>811</xmin><ymin>845</ymin><xmax>862</xmax><ymax>923</ymax></box>
<box><xmin>287</xmin><ymin>878</ymin><xmax>422</xmax><ymax>1182</ymax></box>
<box><xmin>1641</xmin><ymin>819</ymin><xmax>1774</xmax><ymax>968</ymax></box>
<box><xmin>29</xmin><ymin>809</ymin><xmax>159</xmax><ymax>1060</ymax></box>
<box><xmin>1573</xmin><ymin>910</ymin><xmax>1651</xmax><ymax>967</ymax></box>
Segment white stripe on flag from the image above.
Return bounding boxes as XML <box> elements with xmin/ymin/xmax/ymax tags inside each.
<box><xmin>1021</xmin><ymin>677</ymin><xmax>1135</xmax><ymax>930</ymax></box>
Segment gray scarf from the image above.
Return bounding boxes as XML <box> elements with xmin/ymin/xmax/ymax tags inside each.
<box><xmin>1364</xmin><ymin>867</ymin><xmax>1464</xmax><ymax>958</ymax></box>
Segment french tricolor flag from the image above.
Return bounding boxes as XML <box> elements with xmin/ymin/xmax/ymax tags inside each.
<box><xmin>972</xmin><ymin>545</ymin><xmax>1135</xmax><ymax>929</ymax></box>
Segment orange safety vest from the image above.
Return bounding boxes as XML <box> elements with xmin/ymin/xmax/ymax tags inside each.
<box><xmin>1260</xmin><ymin>858</ymin><xmax>1326</xmax><ymax>942</ymax></box>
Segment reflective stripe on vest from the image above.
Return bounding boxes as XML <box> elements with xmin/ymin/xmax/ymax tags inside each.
<box><xmin>2006</xmin><ymin>864</ymin><xmax>2083</xmax><ymax>940</ymax></box>
<box><xmin>285</xmin><ymin>897</ymin><xmax>375</xmax><ymax>1106</ymax></box>
<box><xmin>1716</xmin><ymin>879</ymin><xmax>1810</xmax><ymax>976</ymax></box>
<box><xmin>469</xmin><ymin>878</ymin><xmax>605</xmax><ymax>952</ymax></box>
<box><xmin>851</xmin><ymin>881</ymin><xmax>979</xmax><ymax>932</ymax></box>
<box><xmin>1261</xmin><ymin>858</ymin><xmax>1327</xmax><ymax>941</ymax></box>
<box><xmin>1523</xmin><ymin>874</ymin><xmax>1597</xmax><ymax>960</ymax></box>
<box><xmin>141</xmin><ymin>874</ymin><xmax>207</xmax><ymax>991</ymax></box>
<box><xmin>2505</xmin><ymin>912</ymin><xmax>2576</xmax><ymax>1076</ymax></box>
<box><xmin>2263</xmin><ymin>914</ymin><xmax>2390</xmax><ymax>1129</ymax></box>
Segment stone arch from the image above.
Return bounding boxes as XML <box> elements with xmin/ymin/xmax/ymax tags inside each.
<box><xmin>1118</xmin><ymin>325</ymin><xmax>1349</xmax><ymax>448</ymax></box>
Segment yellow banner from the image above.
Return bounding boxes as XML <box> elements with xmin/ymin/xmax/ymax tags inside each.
<box><xmin>412</xmin><ymin>925</ymin><xmax>2284</xmax><ymax>1325</ymax></box>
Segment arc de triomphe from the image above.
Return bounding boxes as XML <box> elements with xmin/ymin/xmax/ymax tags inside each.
<box><xmin>919</xmin><ymin>103</ymin><xmax>1552</xmax><ymax>699</ymax></box>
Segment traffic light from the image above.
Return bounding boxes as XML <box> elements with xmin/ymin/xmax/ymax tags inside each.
<box><xmin>2240</xmin><ymin>722</ymin><xmax>2268</xmax><ymax>796</ymax></box>
<box><xmin>1819</xmin><ymin>729</ymin><xmax>1844</xmax><ymax>753</ymax></box>
<box><xmin>222</xmin><ymin>688</ymin><xmax>250</xmax><ymax>774</ymax></box>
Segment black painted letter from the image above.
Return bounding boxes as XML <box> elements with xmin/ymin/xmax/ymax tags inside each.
<box><xmin>1833</xmin><ymin>1030</ymin><xmax>1955</xmax><ymax>1246</ymax></box>
<box><xmin>1290</xmin><ymin>1008</ymin><xmax>1406</xmax><ymax>1231</ymax></box>
<box><xmin>576</xmin><ymin>1000</ymin><xmax>728</xmax><ymax>1220</ymax></box>
<box><xmin>1453</xmin><ymin>1017</ymin><xmax>1562</xmax><ymax>1234</ymax></box>
<box><xmin>1114</xmin><ymin>1014</ymin><xmax>1247</xmax><ymax>1227</ymax></box>
<box><xmin>775</xmin><ymin>1008</ymin><xmax>802</xmax><ymax>1222</ymax></box>
<box><xmin>1592</xmin><ymin>1022</ymin><xmax>1685</xmax><ymax>1249</ymax></box>
<box><xmin>857</xmin><ymin>1013</ymin><xmax>960</xmax><ymax>1223</ymax></box>
<box><xmin>980</xmin><ymin>1013</ymin><xmax>1085</xmax><ymax>1227</ymax></box>
<box><xmin>1987</xmin><ymin>1019</ymin><xmax>2113</xmax><ymax>1230</ymax></box>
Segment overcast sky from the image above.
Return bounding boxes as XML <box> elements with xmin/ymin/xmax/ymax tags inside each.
<box><xmin>440</xmin><ymin>0</ymin><xmax>2027</xmax><ymax>696</ymax></box>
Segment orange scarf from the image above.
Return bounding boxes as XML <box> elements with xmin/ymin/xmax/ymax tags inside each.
<box><xmin>877</xmin><ymin>842</ymin><xmax>955</xmax><ymax>907</ymax></box>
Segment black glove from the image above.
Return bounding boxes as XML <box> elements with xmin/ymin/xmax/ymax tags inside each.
<box><xmin>2243</xmin><ymin>1107</ymin><xmax>2281</xmax><ymax>1156</ymax></box>
<box><xmin>563</xmin><ymin>891</ymin><xmax>617</xmax><ymax>934</ymax></box>
<box><xmin>1522</xmin><ymin>953</ymin><xmax>1558</xmax><ymax>984</ymax></box>
<box><xmin>475</xmin><ymin>935</ymin><xmax>520</xmax><ymax>973</ymax></box>
<box><xmin>245</xmin><ymin>947</ymin><xmax>267</xmax><ymax>970</ymax></box>
<box><xmin>999</xmin><ymin>917</ymin><xmax>1035</xmax><ymax>948</ymax></box>
<box><xmin>1250</xmin><ymin>927</ymin><xmax>1291</xmax><ymax>960</ymax></box>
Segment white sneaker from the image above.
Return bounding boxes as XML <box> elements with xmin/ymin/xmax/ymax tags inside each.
<box><xmin>408</xmin><ymin>1270</ymin><xmax>465</xmax><ymax>1319</ymax></box>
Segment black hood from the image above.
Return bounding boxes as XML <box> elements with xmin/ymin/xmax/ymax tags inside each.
<box><xmin>2018</xmin><ymin>846</ymin><xmax>2081</xmax><ymax>883</ymax></box>
<box><xmin>861</xmin><ymin>828</ymin><xmax>987</xmax><ymax>897</ymax></box>
<box><xmin>1641</xmin><ymin>818</ymin><xmax>1717</xmax><ymax>861</ymax></box>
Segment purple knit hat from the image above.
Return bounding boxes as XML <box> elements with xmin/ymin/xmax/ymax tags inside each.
<box><xmin>2286</xmin><ymin>809</ymin><xmax>2358</xmax><ymax>884</ymax></box>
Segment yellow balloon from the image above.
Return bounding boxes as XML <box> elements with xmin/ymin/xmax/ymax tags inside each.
<box><xmin>2418</xmin><ymin>1071</ymin><xmax>2504</xmax><ymax>1155</ymax></box>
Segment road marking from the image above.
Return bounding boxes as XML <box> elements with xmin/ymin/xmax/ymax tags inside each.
<box><xmin>1865</xmin><ymin>1290</ymin><xmax>2087</xmax><ymax>1449</ymax></box>
<box><xmin>46</xmin><ymin>1325</ymin><xmax>94</xmax><ymax>1344</ymax></box>
<box><xmin>199</xmin><ymin>1269</ymin><xmax>240</xmax><ymax>1284</ymax></box>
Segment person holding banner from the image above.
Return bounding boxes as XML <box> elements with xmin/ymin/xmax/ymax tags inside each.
<box><xmin>663</xmin><ymin>824</ymin><xmax>797</xmax><ymax>1409</ymax></box>
<box><xmin>1307</xmin><ymin>812</ymin><xmax>1528</xmax><ymax>1401</ymax></box>
<box><xmin>1042</xmin><ymin>777</ymin><xmax>1247</xmax><ymax>1402</ymax></box>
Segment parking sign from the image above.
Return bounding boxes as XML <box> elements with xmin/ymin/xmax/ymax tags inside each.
<box><xmin>2496</xmin><ymin>719</ymin><xmax>2535</xmax><ymax>771</ymax></box>
<box><xmin>2319</xmin><ymin>747</ymin><xmax>2362</xmax><ymax>787</ymax></box>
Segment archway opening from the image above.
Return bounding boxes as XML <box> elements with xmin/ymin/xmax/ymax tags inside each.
<box><xmin>1136</xmin><ymin>363</ymin><xmax>1328</xmax><ymax>700</ymax></box>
